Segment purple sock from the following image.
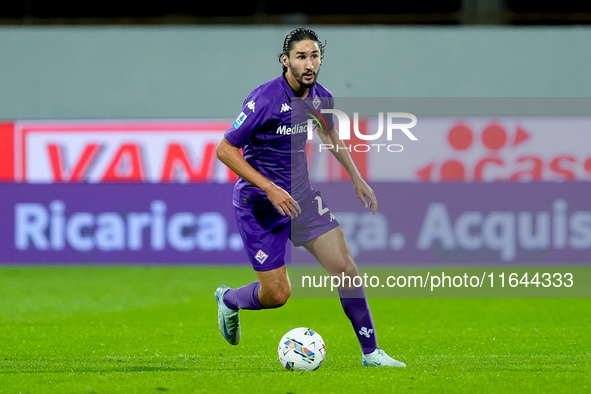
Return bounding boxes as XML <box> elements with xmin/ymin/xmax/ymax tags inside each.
<box><xmin>222</xmin><ymin>281</ymin><xmax>264</xmax><ymax>311</ymax></box>
<box><xmin>338</xmin><ymin>285</ymin><xmax>378</xmax><ymax>355</ymax></box>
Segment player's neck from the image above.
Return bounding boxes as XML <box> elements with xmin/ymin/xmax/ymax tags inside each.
<box><xmin>283</xmin><ymin>72</ymin><xmax>310</xmax><ymax>98</ymax></box>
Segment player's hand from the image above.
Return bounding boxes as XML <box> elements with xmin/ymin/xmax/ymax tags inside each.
<box><xmin>353</xmin><ymin>179</ymin><xmax>378</xmax><ymax>215</ymax></box>
<box><xmin>266</xmin><ymin>183</ymin><xmax>301</xmax><ymax>218</ymax></box>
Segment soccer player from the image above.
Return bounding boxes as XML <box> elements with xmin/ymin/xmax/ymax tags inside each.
<box><xmin>214</xmin><ymin>27</ymin><xmax>405</xmax><ymax>367</ymax></box>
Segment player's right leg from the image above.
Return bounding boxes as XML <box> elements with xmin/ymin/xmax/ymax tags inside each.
<box><xmin>215</xmin><ymin>207</ymin><xmax>291</xmax><ymax>345</ymax></box>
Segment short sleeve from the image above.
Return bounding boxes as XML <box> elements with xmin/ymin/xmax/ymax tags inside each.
<box><xmin>224</xmin><ymin>90</ymin><xmax>270</xmax><ymax>149</ymax></box>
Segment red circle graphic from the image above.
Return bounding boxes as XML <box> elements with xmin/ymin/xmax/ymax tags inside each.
<box><xmin>482</xmin><ymin>124</ymin><xmax>507</xmax><ymax>150</ymax></box>
<box><xmin>440</xmin><ymin>160</ymin><xmax>466</xmax><ymax>181</ymax></box>
<box><xmin>448</xmin><ymin>124</ymin><xmax>473</xmax><ymax>151</ymax></box>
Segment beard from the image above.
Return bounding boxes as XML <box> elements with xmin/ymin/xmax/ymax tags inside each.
<box><xmin>290</xmin><ymin>67</ymin><xmax>319</xmax><ymax>88</ymax></box>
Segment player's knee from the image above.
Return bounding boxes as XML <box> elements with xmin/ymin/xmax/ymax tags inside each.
<box><xmin>262</xmin><ymin>287</ymin><xmax>291</xmax><ymax>308</ymax></box>
<box><xmin>332</xmin><ymin>261</ymin><xmax>359</xmax><ymax>280</ymax></box>
<box><xmin>344</xmin><ymin>263</ymin><xmax>359</xmax><ymax>279</ymax></box>
<box><xmin>272</xmin><ymin>287</ymin><xmax>291</xmax><ymax>307</ymax></box>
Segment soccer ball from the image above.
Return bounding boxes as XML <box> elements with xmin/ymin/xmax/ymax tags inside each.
<box><xmin>277</xmin><ymin>327</ymin><xmax>326</xmax><ymax>371</ymax></box>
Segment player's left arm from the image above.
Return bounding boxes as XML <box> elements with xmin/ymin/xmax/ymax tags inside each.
<box><xmin>317</xmin><ymin>128</ymin><xmax>378</xmax><ymax>214</ymax></box>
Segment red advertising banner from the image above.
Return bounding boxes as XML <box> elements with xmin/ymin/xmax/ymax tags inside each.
<box><xmin>368</xmin><ymin>117</ymin><xmax>591</xmax><ymax>182</ymax></box>
<box><xmin>12</xmin><ymin>120</ymin><xmax>237</xmax><ymax>183</ymax></box>
<box><xmin>0</xmin><ymin>122</ymin><xmax>14</xmax><ymax>181</ymax></box>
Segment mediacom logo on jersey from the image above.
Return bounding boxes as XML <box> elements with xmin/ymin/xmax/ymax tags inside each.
<box><xmin>306</xmin><ymin>110</ymin><xmax>418</xmax><ymax>153</ymax></box>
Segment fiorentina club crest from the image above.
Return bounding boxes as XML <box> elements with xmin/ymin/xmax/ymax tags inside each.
<box><xmin>255</xmin><ymin>249</ymin><xmax>269</xmax><ymax>264</ymax></box>
<box><xmin>359</xmin><ymin>327</ymin><xmax>374</xmax><ymax>338</ymax></box>
<box><xmin>313</xmin><ymin>96</ymin><xmax>321</xmax><ymax>109</ymax></box>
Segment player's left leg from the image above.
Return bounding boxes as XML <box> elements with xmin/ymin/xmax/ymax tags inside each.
<box><xmin>215</xmin><ymin>265</ymin><xmax>290</xmax><ymax>346</ymax></box>
<box><xmin>301</xmin><ymin>226</ymin><xmax>406</xmax><ymax>367</ymax></box>
<box><xmin>301</xmin><ymin>227</ymin><xmax>375</xmax><ymax>352</ymax></box>
<box><xmin>216</xmin><ymin>207</ymin><xmax>292</xmax><ymax>345</ymax></box>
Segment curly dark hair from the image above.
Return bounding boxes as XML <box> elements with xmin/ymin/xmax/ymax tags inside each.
<box><xmin>278</xmin><ymin>27</ymin><xmax>326</xmax><ymax>73</ymax></box>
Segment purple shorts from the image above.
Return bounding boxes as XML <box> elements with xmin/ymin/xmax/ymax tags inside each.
<box><xmin>234</xmin><ymin>189</ymin><xmax>340</xmax><ymax>271</ymax></box>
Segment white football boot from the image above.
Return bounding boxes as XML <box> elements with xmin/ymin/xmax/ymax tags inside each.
<box><xmin>362</xmin><ymin>349</ymin><xmax>406</xmax><ymax>367</ymax></box>
<box><xmin>215</xmin><ymin>285</ymin><xmax>241</xmax><ymax>345</ymax></box>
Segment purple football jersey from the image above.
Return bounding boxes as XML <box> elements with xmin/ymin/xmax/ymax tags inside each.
<box><xmin>224</xmin><ymin>75</ymin><xmax>334</xmax><ymax>209</ymax></box>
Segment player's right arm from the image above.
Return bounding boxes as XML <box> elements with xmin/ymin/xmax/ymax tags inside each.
<box><xmin>216</xmin><ymin>138</ymin><xmax>301</xmax><ymax>218</ymax></box>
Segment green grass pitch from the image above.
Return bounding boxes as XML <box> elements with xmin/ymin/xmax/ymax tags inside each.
<box><xmin>0</xmin><ymin>266</ymin><xmax>589</xmax><ymax>393</ymax></box>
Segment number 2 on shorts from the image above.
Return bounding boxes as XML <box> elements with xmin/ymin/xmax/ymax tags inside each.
<box><xmin>315</xmin><ymin>195</ymin><xmax>329</xmax><ymax>216</ymax></box>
